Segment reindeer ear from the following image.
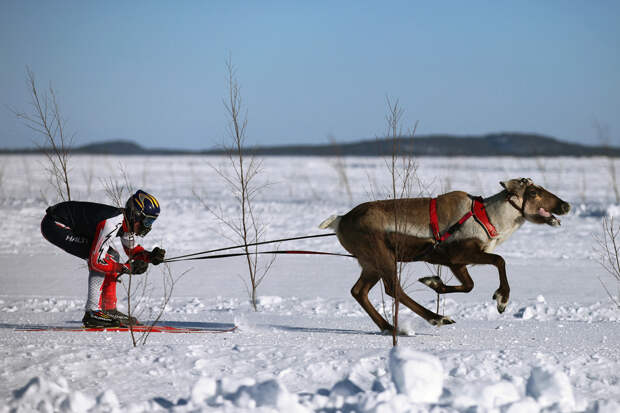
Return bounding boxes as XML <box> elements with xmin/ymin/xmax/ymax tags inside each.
<box><xmin>501</xmin><ymin>178</ymin><xmax>527</xmax><ymax>195</ymax></box>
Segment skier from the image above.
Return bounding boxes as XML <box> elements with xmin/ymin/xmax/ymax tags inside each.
<box><xmin>40</xmin><ymin>190</ymin><xmax>166</xmax><ymax>327</ymax></box>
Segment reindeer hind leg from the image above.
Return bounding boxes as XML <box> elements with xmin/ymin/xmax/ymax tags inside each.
<box><xmin>419</xmin><ymin>264</ymin><xmax>474</xmax><ymax>294</ymax></box>
<box><xmin>351</xmin><ymin>269</ymin><xmax>393</xmax><ymax>332</ymax></box>
<box><xmin>382</xmin><ymin>269</ymin><xmax>455</xmax><ymax>327</ymax></box>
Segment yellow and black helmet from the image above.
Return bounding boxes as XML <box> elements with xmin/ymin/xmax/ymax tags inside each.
<box><xmin>125</xmin><ymin>190</ymin><xmax>160</xmax><ymax>236</ymax></box>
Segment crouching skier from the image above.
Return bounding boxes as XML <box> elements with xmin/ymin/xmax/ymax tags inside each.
<box><xmin>41</xmin><ymin>190</ymin><xmax>166</xmax><ymax>328</ymax></box>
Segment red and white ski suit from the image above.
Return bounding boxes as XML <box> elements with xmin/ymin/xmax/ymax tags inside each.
<box><xmin>86</xmin><ymin>215</ymin><xmax>149</xmax><ymax>311</ymax></box>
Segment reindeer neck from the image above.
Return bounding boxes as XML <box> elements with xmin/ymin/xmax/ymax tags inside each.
<box><xmin>483</xmin><ymin>189</ymin><xmax>525</xmax><ymax>236</ymax></box>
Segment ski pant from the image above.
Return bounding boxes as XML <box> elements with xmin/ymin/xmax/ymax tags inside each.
<box><xmin>40</xmin><ymin>212</ymin><xmax>91</xmax><ymax>259</ymax></box>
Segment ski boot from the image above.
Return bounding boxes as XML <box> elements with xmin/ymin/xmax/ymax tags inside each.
<box><xmin>104</xmin><ymin>309</ymin><xmax>140</xmax><ymax>326</ymax></box>
<box><xmin>82</xmin><ymin>310</ymin><xmax>122</xmax><ymax>328</ymax></box>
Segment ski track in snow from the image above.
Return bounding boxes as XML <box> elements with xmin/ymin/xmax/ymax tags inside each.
<box><xmin>1</xmin><ymin>155</ymin><xmax>619</xmax><ymax>412</ymax></box>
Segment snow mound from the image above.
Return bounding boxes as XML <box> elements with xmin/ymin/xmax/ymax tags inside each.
<box><xmin>526</xmin><ymin>366</ymin><xmax>575</xmax><ymax>412</ymax></box>
<box><xmin>227</xmin><ymin>379</ymin><xmax>303</xmax><ymax>410</ymax></box>
<box><xmin>330</xmin><ymin>378</ymin><xmax>364</xmax><ymax>397</ymax></box>
<box><xmin>388</xmin><ymin>347</ymin><xmax>443</xmax><ymax>403</ymax></box>
<box><xmin>256</xmin><ymin>295</ymin><xmax>284</xmax><ymax>307</ymax></box>
<box><xmin>512</xmin><ymin>299</ymin><xmax>619</xmax><ymax>322</ymax></box>
<box><xmin>6</xmin><ymin>376</ymin><xmax>101</xmax><ymax>413</ymax></box>
<box><xmin>4</xmin><ymin>361</ymin><xmax>591</xmax><ymax>413</ymax></box>
<box><xmin>605</xmin><ymin>204</ymin><xmax>620</xmax><ymax>218</ymax></box>
<box><xmin>190</xmin><ymin>377</ymin><xmax>217</xmax><ymax>404</ymax></box>
<box><xmin>572</xmin><ymin>202</ymin><xmax>610</xmax><ymax>218</ymax></box>
<box><xmin>451</xmin><ymin>380</ymin><xmax>521</xmax><ymax>410</ymax></box>
<box><xmin>587</xmin><ymin>399</ymin><xmax>620</xmax><ymax>413</ymax></box>
<box><xmin>1</xmin><ymin>297</ymin><xmax>83</xmax><ymax>313</ymax></box>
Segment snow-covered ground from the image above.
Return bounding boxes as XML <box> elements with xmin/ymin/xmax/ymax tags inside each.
<box><xmin>0</xmin><ymin>154</ymin><xmax>618</xmax><ymax>412</ymax></box>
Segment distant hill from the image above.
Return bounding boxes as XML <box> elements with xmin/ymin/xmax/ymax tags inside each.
<box><xmin>201</xmin><ymin>133</ymin><xmax>620</xmax><ymax>157</ymax></box>
<box><xmin>2</xmin><ymin>133</ymin><xmax>619</xmax><ymax>157</ymax></box>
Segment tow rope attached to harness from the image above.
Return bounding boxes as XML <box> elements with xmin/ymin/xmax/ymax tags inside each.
<box><xmin>429</xmin><ymin>196</ymin><xmax>498</xmax><ymax>244</ymax></box>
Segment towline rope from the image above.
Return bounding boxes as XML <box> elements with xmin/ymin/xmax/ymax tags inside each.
<box><xmin>163</xmin><ymin>233</ymin><xmax>348</xmax><ymax>263</ymax></box>
<box><xmin>165</xmin><ymin>249</ymin><xmax>354</xmax><ymax>262</ymax></box>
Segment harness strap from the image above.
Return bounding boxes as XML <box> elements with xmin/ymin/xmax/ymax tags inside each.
<box><xmin>429</xmin><ymin>196</ymin><xmax>498</xmax><ymax>244</ymax></box>
<box><xmin>429</xmin><ymin>198</ymin><xmax>440</xmax><ymax>241</ymax></box>
<box><xmin>471</xmin><ymin>197</ymin><xmax>499</xmax><ymax>238</ymax></box>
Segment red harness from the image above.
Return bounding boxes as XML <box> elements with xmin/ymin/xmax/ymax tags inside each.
<box><xmin>429</xmin><ymin>196</ymin><xmax>499</xmax><ymax>243</ymax></box>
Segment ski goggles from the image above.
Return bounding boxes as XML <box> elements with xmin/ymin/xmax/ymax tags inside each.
<box><xmin>141</xmin><ymin>214</ymin><xmax>158</xmax><ymax>228</ymax></box>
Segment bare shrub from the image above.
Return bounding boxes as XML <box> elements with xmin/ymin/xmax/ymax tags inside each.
<box><xmin>578</xmin><ymin>167</ymin><xmax>587</xmax><ymax>205</ymax></box>
<box><xmin>82</xmin><ymin>159</ymin><xmax>95</xmax><ymax>198</ymax></box>
<box><xmin>327</xmin><ymin>134</ymin><xmax>353</xmax><ymax>203</ymax></box>
<box><xmin>595</xmin><ymin>216</ymin><xmax>620</xmax><ymax>308</ymax></box>
<box><xmin>197</xmin><ymin>57</ymin><xmax>274</xmax><ymax>311</ymax></box>
<box><xmin>535</xmin><ymin>157</ymin><xmax>549</xmax><ymax>189</ymax></box>
<box><xmin>101</xmin><ymin>166</ymin><xmax>133</xmax><ymax>208</ymax></box>
<box><xmin>102</xmin><ymin>170</ymin><xmax>177</xmax><ymax>346</ymax></box>
<box><xmin>0</xmin><ymin>161</ymin><xmax>5</xmax><ymax>198</ymax></box>
<box><xmin>128</xmin><ymin>263</ymin><xmax>185</xmax><ymax>346</ymax></box>
<box><xmin>594</xmin><ymin>120</ymin><xmax>619</xmax><ymax>204</ymax></box>
<box><xmin>12</xmin><ymin>67</ymin><xmax>73</xmax><ymax>201</ymax></box>
<box><xmin>381</xmin><ymin>96</ymin><xmax>421</xmax><ymax>346</ymax></box>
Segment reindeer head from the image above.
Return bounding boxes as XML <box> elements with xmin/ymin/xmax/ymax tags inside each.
<box><xmin>500</xmin><ymin>178</ymin><xmax>570</xmax><ymax>226</ymax></box>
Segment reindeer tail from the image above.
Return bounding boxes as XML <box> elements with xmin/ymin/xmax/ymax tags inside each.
<box><xmin>318</xmin><ymin>215</ymin><xmax>341</xmax><ymax>231</ymax></box>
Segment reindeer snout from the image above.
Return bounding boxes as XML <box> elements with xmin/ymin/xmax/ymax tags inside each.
<box><xmin>560</xmin><ymin>202</ymin><xmax>570</xmax><ymax>214</ymax></box>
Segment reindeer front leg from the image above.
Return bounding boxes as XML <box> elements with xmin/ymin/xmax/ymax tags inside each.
<box><xmin>437</xmin><ymin>240</ymin><xmax>511</xmax><ymax>313</ymax></box>
<box><xmin>491</xmin><ymin>255</ymin><xmax>510</xmax><ymax>313</ymax></box>
<box><xmin>468</xmin><ymin>251</ymin><xmax>509</xmax><ymax>313</ymax></box>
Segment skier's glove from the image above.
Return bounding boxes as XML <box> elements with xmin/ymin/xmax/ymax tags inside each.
<box><xmin>120</xmin><ymin>260</ymin><xmax>148</xmax><ymax>275</ymax></box>
<box><xmin>131</xmin><ymin>260</ymin><xmax>148</xmax><ymax>274</ymax></box>
<box><xmin>149</xmin><ymin>247</ymin><xmax>166</xmax><ymax>265</ymax></box>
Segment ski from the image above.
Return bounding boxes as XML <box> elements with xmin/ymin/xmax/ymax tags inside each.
<box><xmin>16</xmin><ymin>324</ymin><xmax>237</xmax><ymax>334</ymax></box>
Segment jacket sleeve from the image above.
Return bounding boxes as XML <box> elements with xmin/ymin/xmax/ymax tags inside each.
<box><xmin>88</xmin><ymin>218</ymin><xmax>126</xmax><ymax>274</ymax></box>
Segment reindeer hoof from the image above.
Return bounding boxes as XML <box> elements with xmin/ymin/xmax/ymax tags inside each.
<box><xmin>380</xmin><ymin>328</ymin><xmax>414</xmax><ymax>336</ymax></box>
<box><xmin>493</xmin><ymin>290</ymin><xmax>509</xmax><ymax>313</ymax></box>
<box><xmin>380</xmin><ymin>325</ymin><xmax>395</xmax><ymax>335</ymax></box>
<box><xmin>419</xmin><ymin>276</ymin><xmax>442</xmax><ymax>291</ymax></box>
<box><xmin>428</xmin><ymin>316</ymin><xmax>455</xmax><ymax>326</ymax></box>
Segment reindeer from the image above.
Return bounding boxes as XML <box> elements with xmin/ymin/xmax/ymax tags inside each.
<box><xmin>319</xmin><ymin>178</ymin><xmax>570</xmax><ymax>332</ymax></box>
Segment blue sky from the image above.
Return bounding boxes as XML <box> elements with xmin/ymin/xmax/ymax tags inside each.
<box><xmin>1</xmin><ymin>1</ymin><xmax>618</xmax><ymax>150</ymax></box>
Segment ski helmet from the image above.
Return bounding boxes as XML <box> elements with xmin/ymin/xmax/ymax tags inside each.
<box><xmin>125</xmin><ymin>190</ymin><xmax>160</xmax><ymax>236</ymax></box>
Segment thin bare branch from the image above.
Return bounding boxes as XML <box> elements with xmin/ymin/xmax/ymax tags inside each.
<box><xmin>12</xmin><ymin>67</ymin><xmax>73</xmax><ymax>201</ymax></box>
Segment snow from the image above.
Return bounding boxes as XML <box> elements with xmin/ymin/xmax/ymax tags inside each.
<box><xmin>526</xmin><ymin>366</ymin><xmax>575</xmax><ymax>411</ymax></box>
<box><xmin>1</xmin><ymin>155</ymin><xmax>619</xmax><ymax>412</ymax></box>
